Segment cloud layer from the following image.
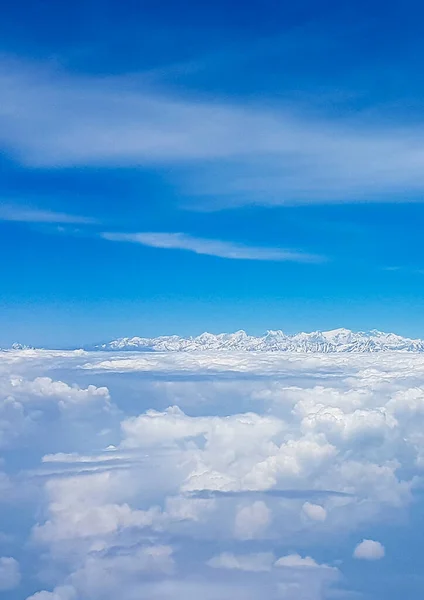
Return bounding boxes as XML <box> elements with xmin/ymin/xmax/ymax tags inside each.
<box><xmin>1</xmin><ymin>347</ymin><xmax>424</xmax><ymax>598</ymax></box>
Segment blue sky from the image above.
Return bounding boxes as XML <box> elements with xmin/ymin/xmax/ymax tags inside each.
<box><xmin>1</xmin><ymin>0</ymin><xmax>424</xmax><ymax>346</ymax></box>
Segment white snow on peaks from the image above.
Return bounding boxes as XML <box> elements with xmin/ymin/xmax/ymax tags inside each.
<box><xmin>99</xmin><ymin>328</ymin><xmax>424</xmax><ymax>353</ymax></box>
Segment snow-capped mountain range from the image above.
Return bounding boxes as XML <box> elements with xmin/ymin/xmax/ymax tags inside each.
<box><xmin>97</xmin><ymin>328</ymin><xmax>424</xmax><ymax>353</ymax></box>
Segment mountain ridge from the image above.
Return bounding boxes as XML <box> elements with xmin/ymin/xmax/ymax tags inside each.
<box><xmin>96</xmin><ymin>328</ymin><xmax>424</xmax><ymax>353</ymax></box>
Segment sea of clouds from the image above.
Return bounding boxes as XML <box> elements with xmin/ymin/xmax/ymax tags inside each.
<box><xmin>1</xmin><ymin>348</ymin><xmax>424</xmax><ymax>599</ymax></box>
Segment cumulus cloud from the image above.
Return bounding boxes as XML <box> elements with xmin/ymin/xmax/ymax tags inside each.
<box><xmin>0</xmin><ymin>556</ymin><xmax>21</xmax><ymax>590</ymax></box>
<box><xmin>27</xmin><ymin>587</ymin><xmax>77</xmax><ymax>600</ymax></box>
<box><xmin>32</xmin><ymin>470</ymin><xmax>165</xmax><ymax>544</ymax></box>
<box><xmin>353</xmin><ymin>539</ymin><xmax>385</xmax><ymax>560</ymax></box>
<box><xmin>0</xmin><ymin>373</ymin><xmax>112</xmax><ymax>450</ymax></box>
<box><xmin>76</xmin><ymin>351</ymin><xmax>420</xmax><ymax>519</ymax></box>
<box><xmin>207</xmin><ymin>552</ymin><xmax>274</xmax><ymax>572</ymax></box>
<box><xmin>3</xmin><ymin>347</ymin><xmax>424</xmax><ymax>599</ymax></box>
<box><xmin>8</xmin><ymin>376</ymin><xmax>110</xmax><ymax>406</ymax></box>
<box><xmin>302</xmin><ymin>502</ymin><xmax>327</xmax><ymax>522</ymax></box>
<box><xmin>275</xmin><ymin>554</ymin><xmax>332</xmax><ymax>569</ymax></box>
<box><xmin>101</xmin><ymin>232</ymin><xmax>322</xmax><ymax>263</ymax></box>
<box><xmin>234</xmin><ymin>501</ymin><xmax>271</xmax><ymax>539</ymax></box>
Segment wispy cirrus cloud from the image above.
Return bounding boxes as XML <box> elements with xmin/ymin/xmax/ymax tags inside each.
<box><xmin>383</xmin><ymin>265</ymin><xmax>424</xmax><ymax>276</ymax></box>
<box><xmin>0</xmin><ymin>204</ymin><xmax>96</xmax><ymax>224</ymax></box>
<box><xmin>101</xmin><ymin>231</ymin><xmax>323</xmax><ymax>262</ymax></box>
<box><xmin>3</xmin><ymin>60</ymin><xmax>424</xmax><ymax>207</ymax></box>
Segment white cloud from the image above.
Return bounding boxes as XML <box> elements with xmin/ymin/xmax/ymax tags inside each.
<box><xmin>0</xmin><ymin>374</ymin><xmax>112</xmax><ymax>449</ymax></box>
<box><xmin>8</xmin><ymin>376</ymin><xmax>110</xmax><ymax>406</ymax></box>
<box><xmin>27</xmin><ymin>546</ymin><xmax>174</xmax><ymax>600</ymax></box>
<box><xmin>4</xmin><ymin>347</ymin><xmax>424</xmax><ymax>600</ymax></box>
<box><xmin>27</xmin><ymin>587</ymin><xmax>77</xmax><ymax>600</ymax></box>
<box><xmin>121</xmin><ymin>405</ymin><xmax>283</xmax><ymax>454</ymax></box>
<box><xmin>0</xmin><ymin>204</ymin><xmax>95</xmax><ymax>224</ymax></box>
<box><xmin>42</xmin><ymin>451</ymin><xmax>122</xmax><ymax>464</ymax></box>
<box><xmin>234</xmin><ymin>501</ymin><xmax>271</xmax><ymax>539</ymax></box>
<box><xmin>275</xmin><ymin>553</ymin><xmax>332</xmax><ymax>569</ymax></box>
<box><xmin>32</xmin><ymin>470</ymin><xmax>164</xmax><ymax>544</ymax></box>
<box><xmin>353</xmin><ymin>539</ymin><xmax>385</xmax><ymax>560</ymax></box>
<box><xmin>81</xmin><ymin>544</ymin><xmax>175</xmax><ymax>576</ymax></box>
<box><xmin>0</xmin><ymin>556</ymin><xmax>21</xmax><ymax>590</ymax></box>
<box><xmin>207</xmin><ymin>552</ymin><xmax>274</xmax><ymax>572</ymax></box>
<box><xmin>101</xmin><ymin>232</ymin><xmax>322</xmax><ymax>263</ymax></box>
<box><xmin>4</xmin><ymin>60</ymin><xmax>424</xmax><ymax>206</ymax></box>
<box><xmin>302</xmin><ymin>502</ymin><xmax>327</xmax><ymax>522</ymax></box>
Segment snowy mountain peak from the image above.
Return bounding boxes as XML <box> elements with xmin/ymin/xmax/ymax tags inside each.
<box><xmin>322</xmin><ymin>328</ymin><xmax>352</xmax><ymax>338</ymax></box>
<box><xmin>98</xmin><ymin>329</ymin><xmax>424</xmax><ymax>353</ymax></box>
<box><xmin>9</xmin><ymin>343</ymin><xmax>33</xmax><ymax>350</ymax></box>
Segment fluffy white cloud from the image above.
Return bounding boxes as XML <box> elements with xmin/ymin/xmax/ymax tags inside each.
<box><xmin>32</xmin><ymin>470</ymin><xmax>164</xmax><ymax>544</ymax></box>
<box><xmin>302</xmin><ymin>502</ymin><xmax>327</xmax><ymax>522</ymax></box>
<box><xmin>27</xmin><ymin>586</ymin><xmax>77</xmax><ymax>600</ymax></box>
<box><xmin>4</xmin><ymin>348</ymin><xmax>424</xmax><ymax>599</ymax></box>
<box><xmin>207</xmin><ymin>552</ymin><xmax>275</xmax><ymax>572</ymax></box>
<box><xmin>0</xmin><ymin>372</ymin><xmax>112</xmax><ymax>448</ymax></box>
<box><xmin>207</xmin><ymin>551</ymin><xmax>334</xmax><ymax>574</ymax></box>
<box><xmin>275</xmin><ymin>554</ymin><xmax>332</xmax><ymax>569</ymax></box>
<box><xmin>8</xmin><ymin>376</ymin><xmax>110</xmax><ymax>406</ymax></box>
<box><xmin>121</xmin><ymin>405</ymin><xmax>284</xmax><ymax>451</ymax></box>
<box><xmin>234</xmin><ymin>501</ymin><xmax>271</xmax><ymax>540</ymax></box>
<box><xmin>353</xmin><ymin>539</ymin><xmax>385</xmax><ymax>560</ymax></box>
<box><xmin>0</xmin><ymin>556</ymin><xmax>21</xmax><ymax>590</ymax></box>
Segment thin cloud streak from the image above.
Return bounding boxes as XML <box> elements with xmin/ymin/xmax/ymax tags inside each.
<box><xmin>186</xmin><ymin>489</ymin><xmax>352</xmax><ymax>500</ymax></box>
<box><xmin>101</xmin><ymin>231</ymin><xmax>323</xmax><ymax>263</ymax></box>
<box><xmin>0</xmin><ymin>204</ymin><xmax>96</xmax><ymax>224</ymax></box>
